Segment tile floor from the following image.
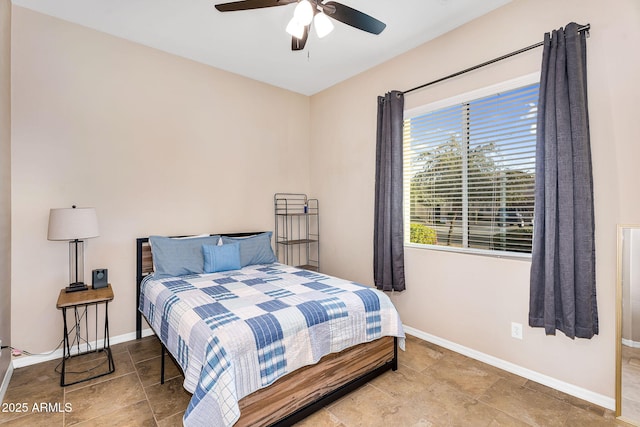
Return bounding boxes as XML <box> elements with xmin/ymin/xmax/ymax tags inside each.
<box><xmin>0</xmin><ymin>334</ymin><xmax>630</xmax><ymax>426</ymax></box>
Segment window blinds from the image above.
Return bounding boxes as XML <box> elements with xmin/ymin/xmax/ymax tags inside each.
<box><xmin>403</xmin><ymin>83</ymin><xmax>538</xmax><ymax>254</ymax></box>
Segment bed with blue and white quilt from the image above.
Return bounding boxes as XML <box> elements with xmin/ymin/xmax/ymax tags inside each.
<box><xmin>137</xmin><ymin>232</ymin><xmax>405</xmax><ymax>427</ymax></box>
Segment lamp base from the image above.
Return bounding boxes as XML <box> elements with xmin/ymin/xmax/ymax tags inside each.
<box><xmin>65</xmin><ymin>282</ymin><xmax>89</xmax><ymax>293</ymax></box>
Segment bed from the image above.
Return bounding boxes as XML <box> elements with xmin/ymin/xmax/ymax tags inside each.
<box><xmin>136</xmin><ymin>232</ymin><xmax>405</xmax><ymax>426</ymax></box>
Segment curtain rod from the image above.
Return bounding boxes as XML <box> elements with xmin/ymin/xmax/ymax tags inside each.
<box><xmin>403</xmin><ymin>23</ymin><xmax>590</xmax><ymax>95</ymax></box>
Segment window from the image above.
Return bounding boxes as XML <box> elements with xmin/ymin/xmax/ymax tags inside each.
<box><xmin>403</xmin><ymin>78</ymin><xmax>538</xmax><ymax>255</ymax></box>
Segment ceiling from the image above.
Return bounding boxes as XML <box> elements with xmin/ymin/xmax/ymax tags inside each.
<box><xmin>11</xmin><ymin>0</ymin><xmax>511</xmax><ymax>96</ymax></box>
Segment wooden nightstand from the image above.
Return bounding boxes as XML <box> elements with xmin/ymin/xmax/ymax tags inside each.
<box><xmin>56</xmin><ymin>284</ymin><xmax>116</xmax><ymax>386</ymax></box>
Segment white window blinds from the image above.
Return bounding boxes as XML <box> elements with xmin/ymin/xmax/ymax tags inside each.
<box><xmin>403</xmin><ymin>82</ymin><xmax>538</xmax><ymax>254</ymax></box>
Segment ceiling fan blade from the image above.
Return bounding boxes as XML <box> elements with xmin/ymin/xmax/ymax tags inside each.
<box><xmin>323</xmin><ymin>1</ymin><xmax>386</xmax><ymax>35</ymax></box>
<box><xmin>291</xmin><ymin>26</ymin><xmax>309</xmax><ymax>51</ymax></box>
<box><xmin>215</xmin><ymin>0</ymin><xmax>296</xmax><ymax>12</ymax></box>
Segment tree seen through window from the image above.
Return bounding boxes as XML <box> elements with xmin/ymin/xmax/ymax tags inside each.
<box><xmin>404</xmin><ymin>83</ymin><xmax>538</xmax><ymax>254</ymax></box>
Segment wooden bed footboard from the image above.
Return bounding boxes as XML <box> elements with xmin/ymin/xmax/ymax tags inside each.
<box><xmin>237</xmin><ymin>336</ymin><xmax>397</xmax><ymax>427</ymax></box>
<box><xmin>159</xmin><ymin>336</ymin><xmax>397</xmax><ymax>427</ymax></box>
<box><xmin>136</xmin><ymin>234</ymin><xmax>399</xmax><ymax>426</ymax></box>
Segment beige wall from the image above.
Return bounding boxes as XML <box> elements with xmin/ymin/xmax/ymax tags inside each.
<box><xmin>0</xmin><ymin>0</ymin><xmax>11</xmax><ymax>384</ymax></box>
<box><xmin>9</xmin><ymin>0</ymin><xmax>640</xmax><ymax>406</ymax></box>
<box><xmin>10</xmin><ymin>6</ymin><xmax>311</xmax><ymax>353</ymax></box>
<box><xmin>310</xmin><ymin>0</ymin><xmax>640</xmax><ymax>401</ymax></box>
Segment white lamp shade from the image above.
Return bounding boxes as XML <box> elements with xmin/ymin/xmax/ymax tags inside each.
<box><xmin>48</xmin><ymin>207</ymin><xmax>99</xmax><ymax>241</ymax></box>
<box><xmin>314</xmin><ymin>11</ymin><xmax>334</xmax><ymax>38</ymax></box>
<box><xmin>293</xmin><ymin>0</ymin><xmax>314</xmax><ymax>26</ymax></box>
<box><xmin>286</xmin><ymin>17</ymin><xmax>305</xmax><ymax>40</ymax></box>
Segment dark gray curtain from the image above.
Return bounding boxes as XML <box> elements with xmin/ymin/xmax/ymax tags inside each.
<box><xmin>529</xmin><ymin>23</ymin><xmax>597</xmax><ymax>339</ymax></box>
<box><xmin>374</xmin><ymin>91</ymin><xmax>405</xmax><ymax>292</ymax></box>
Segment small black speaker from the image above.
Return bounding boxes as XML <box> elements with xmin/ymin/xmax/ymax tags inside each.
<box><xmin>92</xmin><ymin>269</ymin><xmax>108</xmax><ymax>289</ymax></box>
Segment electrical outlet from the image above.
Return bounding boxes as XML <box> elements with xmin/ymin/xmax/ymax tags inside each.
<box><xmin>511</xmin><ymin>322</ymin><xmax>523</xmax><ymax>340</ymax></box>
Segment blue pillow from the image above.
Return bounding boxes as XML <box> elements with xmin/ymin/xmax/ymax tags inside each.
<box><xmin>203</xmin><ymin>242</ymin><xmax>241</xmax><ymax>273</ymax></box>
<box><xmin>220</xmin><ymin>232</ymin><xmax>277</xmax><ymax>267</ymax></box>
<box><xmin>149</xmin><ymin>235</ymin><xmax>220</xmax><ymax>278</ymax></box>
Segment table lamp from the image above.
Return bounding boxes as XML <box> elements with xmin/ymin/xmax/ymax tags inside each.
<box><xmin>48</xmin><ymin>205</ymin><xmax>99</xmax><ymax>292</ymax></box>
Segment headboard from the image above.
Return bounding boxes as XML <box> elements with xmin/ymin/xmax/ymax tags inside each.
<box><xmin>135</xmin><ymin>232</ymin><xmax>265</xmax><ymax>339</ymax></box>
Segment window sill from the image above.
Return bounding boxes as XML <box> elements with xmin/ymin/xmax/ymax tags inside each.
<box><xmin>404</xmin><ymin>242</ymin><xmax>532</xmax><ymax>262</ymax></box>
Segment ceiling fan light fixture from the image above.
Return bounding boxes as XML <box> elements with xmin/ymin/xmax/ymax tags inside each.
<box><xmin>314</xmin><ymin>11</ymin><xmax>334</xmax><ymax>38</ymax></box>
<box><xmin>293</xmin><ymin>0</ymin><xmax>314</xmax><ymax>26</ymax></box>
<box><xmin>286</xmin><ymin>17</ymin><xmax>305</xmax><ymax>40</ymax></box>
<box><xmin>215</xmin><ymin>0</ymin><xmax>386</xmax><ymax>51</ymax></box>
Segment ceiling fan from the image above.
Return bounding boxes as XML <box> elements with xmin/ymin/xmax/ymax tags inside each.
<box><xmin>214</xmin><ymin>0</ymin><xmax>386</xmax><ymax>51</ymax></box>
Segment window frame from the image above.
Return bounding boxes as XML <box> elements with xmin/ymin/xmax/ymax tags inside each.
<box><xmin>403</xmin><ymin>73</ymin><xmax>539</xmax><ymax>260</ymax></box>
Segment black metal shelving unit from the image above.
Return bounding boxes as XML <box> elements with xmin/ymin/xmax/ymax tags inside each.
<box><xmin>274</xmin><ymin>193</ymin><xmax>319</xmax><ymax>272</ymax></box>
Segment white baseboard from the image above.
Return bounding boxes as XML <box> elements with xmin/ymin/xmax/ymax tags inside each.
<box><xmin>622</xmin><ymin>338</ymin><xmax>640</xmax><ymax>349</ymax></box>
<box><xmin>403</xmin><ymin>325</ymin><xmax>615</xmax><ymax>411</ymax></box>
<box><xmin>0</xmin><ymin>361</ymin><xmax>13</xmax><ymax>403</ymax></box>
<box><xmin>11</xmin><ymin>328</ymin><xmax>155</xmax><ymax>369</ymax></box>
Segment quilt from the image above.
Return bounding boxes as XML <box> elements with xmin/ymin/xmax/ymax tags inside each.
<box><xmin>139</xmin><ymin>263</ymin><xmax>405</xmax><ymax>427</ymax></box>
